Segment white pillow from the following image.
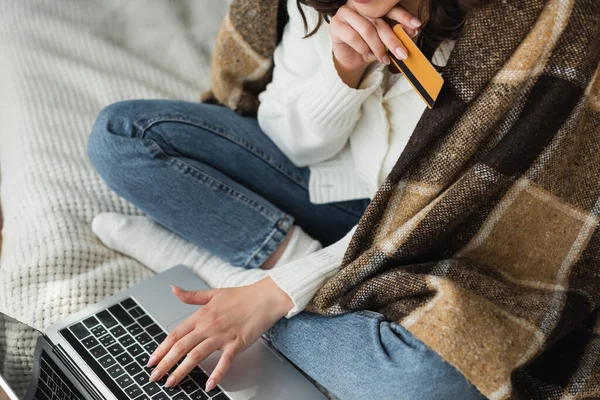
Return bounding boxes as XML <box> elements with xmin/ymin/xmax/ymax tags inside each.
<box><xmin>0</xmin><ymin>0</ymin><xmax>227</xmax><ymax>393</ymax></box>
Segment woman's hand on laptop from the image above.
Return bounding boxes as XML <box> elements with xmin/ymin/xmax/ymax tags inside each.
<box><xmin>146</xmin><ymin>277</ymin><xmax>294</xmax><ymax>391</ymax></box>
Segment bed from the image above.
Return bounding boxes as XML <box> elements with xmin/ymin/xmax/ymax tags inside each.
<box><xmin>0</xmin><ymin>0</ymin><xmax>229</xmax><ymax>394</ymax></box>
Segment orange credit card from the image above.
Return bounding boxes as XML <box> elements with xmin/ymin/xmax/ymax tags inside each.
<box><xmin>387</xmin><ymin>25</ymin><xmax>444</xmax><ymax>109</ymax></box>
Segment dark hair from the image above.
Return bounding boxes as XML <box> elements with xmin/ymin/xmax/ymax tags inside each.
<box><xmin>295</xmin><ymin>0</ymin><xmax>493</xmax><ymax>61</ymax></box>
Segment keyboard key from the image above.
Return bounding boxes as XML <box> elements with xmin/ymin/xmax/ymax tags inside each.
<box><xmin>136</xmin><ymin>353</ymin><xmax>150</xmax><ymax>367</ymax></box>
<box><xmin>70</xmin><ymin>323</ymin><xmax>90</xmax><ymax>339</ymax></box>
<box><xmin>129</xmin><ymin>307</ymin><xmax>144</xmax><ymax>319</ymax></box>
<box><xmin>189</xmin><ymin>390</ymin><xmax>209</xmax><ymax>400</ymax></box>
<box><xmin>89</xmin><ymin>345</ymin><xmax>107</xmax><ymax>359</ymax></box>
<box><xmin>138</xmin><ymin>315</ymin><xmax>153</xmax><ymax>327</ymax></box>
<box><xmin>97</xmin><ymin>310</ymin><xmax>118</xmax><ymax>329</ymax></box>
<box><xmin>144</xmin><ymin>342</ymin><xmax>158</xmax><ymax>354</ymax></box>
<box><xmin>152</xmin><ymin>393</ymin><xmax>170</xmax><ymax>400</ymax></box>
<box><xmin>116</xmin><ymin>353</ymin><xmax>134</xmax><ymax>366</ymax></box>
<box><xmin>146</xmin><ymin>324</ymin><xmax>163</xmax><ymax>337</ymax></box>
<box><xmin>107</xmin><ymin>343</ymin><xmax>125</xmax><ymax>357</ymax></box>
<box><xmin>98</xmin><ymin>354</ymin><xmax>116</xmax><ymax>368</ymax></box>
<box><xmin>173</xmin><ymin>393</ymin><xmax>191</xmax><ymax>400</ymax></box>
<box><xmin>125</xmin><ymin>384</ymin><xmax>143</xmax><ymax>398</ymax></box>
<box><xmin>121</xmin><ymin>298</ymin><xmax>138</xmax><ymax>310</ymax></box>
<box><xmin>38</xmin><ymin>381</ymin><xmax>52</xmax><ymax>398</ymax></box>
<box><xmin>168</xmin><ymin>361</ymin><xmax>182</xmax><ymax>374</ymax></box>
<box><xmin>127</xmin><ymin>344</ymin><xmax>144</xmax><ymax>357</ymax></box>
<box><xmin>133</xmin><ymin>371</ymin><xmax>150</xmax><ymax>386</ymax></box>
<box><xmin>206</xmin><ymin>386</ymin><xmax>222</xmax><ymax>397</ymax></box>
<box><xmin>142</xmin><ymin>382</ymin><xmax>162</xmax><ymax>396</ymax></box>
<box><xmin>83</xmin><ymin>316</ymin><xmax>100</xmax><ymax>328</ymax></box>
<box><xmin>155</xmin><ymin>374</ymin><xmax>168</xmax><ymax>386</ymax></box>
<box><xmin>40</xmin><ymin>369</ymin><xmax>49</xmax><ymax>384</ymax></box>
<box><xmin>48</xmin><ymin>377</ymin><xmax>57</xmax><ymax>392</ymax></box>
<box><xmin>212</xmin><ymin>394</ymin><xmax>229</xmax><ymax>400</ymax></box>
<box><xmin>180</xmin><ymin>379</ymin><xmax>200</xmax><ymax>394</ymax></box>
<box><xmin>136</xmin><ymin>332</ymin><xmax>152</xmax><ymax>345</ymax></box>
<box><xmin>125</xmin><ymin>362</ymin><xmax>143</xmax><ymax>376</ymax></box>
<box><xmin>107</xmin><ymin>363</ymin><xmax>125</xmax><ymax>379</ymax></box>
<box><xmin>82</xmin><ymin>336</ymin><xmax>99</xmax><ymax>349</ymax></box>
<box><xmin>188</xmin><ymin>368</ymin><xmax>208</xmax><ymax>387</ymax></box>
<box><xmin>155</xmin><ymin>333</ymin><xmax>168</xmax><ymax>344</ymax></box>
<box><xmin>119</xmin><ymin>334</ymin><xmax>135</xmax><ymax>348</ymax></box>
<box><xmin>127</xmin><ymin>323</ymin><xmax>144</xmax><ymax>337</ymax></box>
<box><xmin>115</xmin><ymin>374</ymin><xmax>134</xmax><ymax>388</ymax></box>
<box><xmin>60</xmin><ymin>379</ymin><xmax>69</xmax><ymax>394</ymax></box>
<box><xmin>47</xmin><ymin>373</ymin><xmax>57</xmax><ymax>392</ymax></box>
<box><xmin>164</xmin><ymin>385</ymin><xmax>182</xmax><ymax>395</ymax></box>
<box><xmin>91</xmin><ymin>325</ymin><xmax>107</xmax><ymax>337</ymax></box>
<box><xmin>109</xmin><ymin>304</ymin><xmax>135</xmax><ymax>327</ymax></box>
<box><xmin>110</xmin><ymin>325</ymin><xmax>127</xmax><ymax>338</ymax></box>
<box><xmin>99</xmin><ymin>334</ymin><xmax>116</xmax><ymax>347</ymax></box>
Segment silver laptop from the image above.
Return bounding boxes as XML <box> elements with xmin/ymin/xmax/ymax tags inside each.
<box><xmin>22</xmin><ymin>265</ymin><xmax>327</xmax><ymax>400</ymax></box>
<box><xmin>1</xmin><ymin>373</ymin><xmax>20</xmax><ymax>400</ymax></box>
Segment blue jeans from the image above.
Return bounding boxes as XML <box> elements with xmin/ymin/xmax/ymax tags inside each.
<box><xmin>88</xmin><ymin>100</ymin><xmax>369</xmax><ymax>269</ymax></box>
<box><xmin>88</xmin><ymin>99</ymin><xmax>486</xmax><ymax>400</ymax></box>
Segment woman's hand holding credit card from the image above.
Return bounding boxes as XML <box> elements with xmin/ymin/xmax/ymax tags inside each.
<box><xmin>330</xmin><ymin>3</ymin><xmax>421</xmax><ymax>87</ymax></box>
<box><xmin>331</xmin><ymin>3</ymin><xmax>443</xmax><ymax>108</ymax></box>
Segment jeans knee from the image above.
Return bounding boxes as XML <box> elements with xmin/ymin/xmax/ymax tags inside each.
<box><xmin>88</xmin><ymin>100</ymin><xmax>146</xmax><ymax>192</ymax></box>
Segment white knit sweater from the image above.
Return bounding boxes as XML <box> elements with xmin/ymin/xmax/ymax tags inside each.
<box><xmin>259</xmin><ymin>0</ymin><xmax>454</xmax><ymax>317</ymax></box>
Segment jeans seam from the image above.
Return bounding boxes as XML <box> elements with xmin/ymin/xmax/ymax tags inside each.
<box><xmin>244</xmin><ymin>214</ymin><xmax>294</xmax><ymax>269</ymax></box>
<box><xmin>139</xmin><ymin>115</ymin><xmax>307</xmax><ymax>188</ymax></box>
<box><xmin>137</xmin><ymin>114</ymin><xmax>367</xmax><ymax>218</ymax></box>
<box><xmin>142</xmin><ymin>139</ymin><xmax>284</xmax><ymax>224</ymax></box>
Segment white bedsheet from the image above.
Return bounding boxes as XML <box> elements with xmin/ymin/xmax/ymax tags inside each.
<box><xmin>0</xmin><ymin>0</ymin><xmax>229</xmax><ymax>393</ymax></box>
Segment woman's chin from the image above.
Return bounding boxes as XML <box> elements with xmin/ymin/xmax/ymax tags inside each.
<box><xmin>348</xmin><ymin>1</ymin><xmax>396</xmax><ymax>19</ymax></box>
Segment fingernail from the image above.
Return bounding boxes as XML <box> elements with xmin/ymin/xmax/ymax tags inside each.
<box><xmin>170</xmin><ymin>285</ymin><xmax>183</xmax><ymax>292</ymax></box>
<box><xmin>411</xmin><ymin>18</ymin><xmax>422</xmax><ymax>27</ymax></box>
<box><xmin>206</xmin><ymin>379</ymin><xmax>216</xmax><ymax>392</ymax></box>
<box><xmin>149</xmin><ymin>368</ymin><xmax>161</xmax><ymax>383</ymax></box>
<box><xmin>382</xmin><ymin>55</ymin><xmax>391</xmax><ymax>65</ymax></box>
<box><xmin>367</xmin><ymin>51</ymin><xmax>376</xmax><ymax>61</ymax></box>
<box><xmin>412</xmin><ymin>29</ymin><xmax>419</xmax><ymax>38</ymax></box>
<box><xmin>395</xmin><ymin>47</ymin><xmax>407</xmax><ymax>60</ymax></box>
<box><xmin>165</xmin><ymin>375</ymin><xmax>177</xmax><ymax>388</ymax></box>
<box><xmin>147</xmin><ymin>355</ymin><xmax>158</xmax><ymax>368</ymax></box>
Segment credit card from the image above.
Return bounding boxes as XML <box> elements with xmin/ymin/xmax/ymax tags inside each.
<box><xmin>387</xmin><ymin>25</ymin><xmax>444</xmax><ymax>109</ymax></box>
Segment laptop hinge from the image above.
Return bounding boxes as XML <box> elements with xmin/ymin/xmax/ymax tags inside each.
<box><xmin>52</xmin><ymin>342</ymin><xmax>105</xmax><ymax>400</ymax></box>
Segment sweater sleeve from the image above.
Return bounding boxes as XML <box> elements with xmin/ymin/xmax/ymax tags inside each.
<box><xmin>256</xmin><ymin>0</ymin><xmax>385</xmax><ymax>167</ymax></box>
<box><xmin>268</xmin><ymin>225</ymin><xmax>357</xmax><ymax>318</ymax></box>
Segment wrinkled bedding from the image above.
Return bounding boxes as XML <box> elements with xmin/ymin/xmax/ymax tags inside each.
<box><xmin>0</xmin><ymin>0</ymin><xmax>228</xmax><ymax>394</ymax></box>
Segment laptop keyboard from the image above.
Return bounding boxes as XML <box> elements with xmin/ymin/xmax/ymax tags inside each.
<box><xmin>59</xmin><ymin>297</ymin><xmax>229</xmax><ymax>400</ymax></box>
<box><xmin>33</xmin><ymin>350</ymin><xmax>85</xmax><ymax>400</ymax></box>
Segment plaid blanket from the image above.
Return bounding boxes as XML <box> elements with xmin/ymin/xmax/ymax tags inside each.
<box><xmin>203</xmin><ymin>0</ymin><xmax>600</xmax><ymax>398</ymax></box>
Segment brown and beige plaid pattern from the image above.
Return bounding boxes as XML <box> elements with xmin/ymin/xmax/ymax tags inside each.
<box><xmin>204</xmin><ymin>0</ymin><xmax>600</xmax><ymax>398</ymax></box>
<box><xmin>199</xmin><ymin>0</ymin><xmax>287</xmax><ymax>116</ymax></box>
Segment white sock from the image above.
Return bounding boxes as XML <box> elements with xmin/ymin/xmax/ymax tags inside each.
<box><xmin>91</xmin><ymin>213</ymin><xmax>267</xmax><ymax>288</ymax></box>
<box><xmin>272</xmin><ymin>225</ymin><xmax>322</xmax><ymax>267</ymax></box>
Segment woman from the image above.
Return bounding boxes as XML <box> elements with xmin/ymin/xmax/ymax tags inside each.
<box><xmin>88</xmin><ymin>0</ymin><xmax>490</xmax><ymax>398</ymax></box>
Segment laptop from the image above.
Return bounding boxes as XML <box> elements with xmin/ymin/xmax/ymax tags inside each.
<box><xmin>1</xmin><ymin>373</ymin><xmax>20</xmax><ymax>400</ymax></box>
<box><xmin>21</xmin><ymin>265</ymin><xmax>327</xmax><ymax>400</ymax></box>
